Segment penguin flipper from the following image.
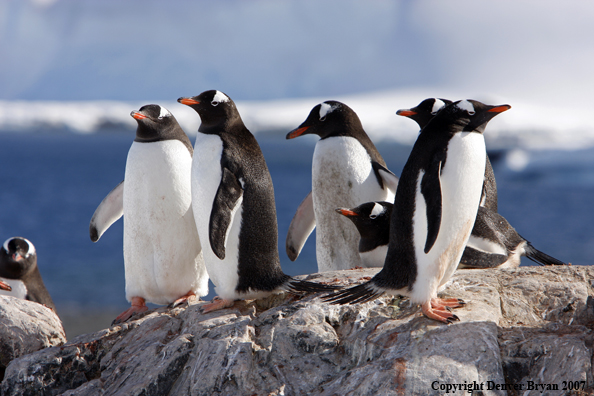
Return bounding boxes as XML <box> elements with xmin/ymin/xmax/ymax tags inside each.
<box><xmin>89</xmin><ymin>180</ymin><xmax>124</xmax><ymax>242</ymax></box>
<box><xmin>458</xmin><ymin>246</ymin><xmax>508</xmax><ymax>269</ymax></box>
<box><xmin>372</xmin><ymin>162</ymin><xmax>399</xmax><ymax>193</ymax></box>
<box><xmin>210</xmin><ymin>168</ymin><xmax>244</xmax><ymax>260</ymax></box>
<box><xmin>421</xmin><ymin>159</ymin><xmax>443</xmax><ymax>254</ymax></box>
<box><xmin>286</xmin><ymin>191</ymin><xmax>316</xmax><ymax>261</ymax></box>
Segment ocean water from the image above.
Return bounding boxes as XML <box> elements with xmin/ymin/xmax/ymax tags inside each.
<box><xmin>1</xmin><ymin>130</ymin><xmax>592</xmax><ymax>336</ymax></box>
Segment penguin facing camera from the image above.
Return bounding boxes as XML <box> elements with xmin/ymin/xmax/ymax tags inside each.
<box><xmin>0</xmin><ymin>237</ymin><xmax>55</xmax><ymax>310</ymax></box>
<box><xmin>90</xmin><ymin>104</ymin><xmax>208</xmax><ymax>325</ymax></box>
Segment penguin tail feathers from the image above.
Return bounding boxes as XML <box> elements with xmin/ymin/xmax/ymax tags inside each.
<box><xmin>322</xmin><ymin>282</ymin><xmax>384</xmax><ymax>305</ymax></box>
<box><xmin>286</xmin><ymin>279</ymin><xmax>342</xmax><ymax>294</ymax></box>
<box><xmin>524</xmin><ymin>243</ymin><xmax>567</xmax><ymax>266</ymax></box>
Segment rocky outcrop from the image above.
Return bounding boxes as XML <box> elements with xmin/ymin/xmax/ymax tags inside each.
<box><xmin>0</xmin><ymin>296</ymin><xmax>66</xmax><ymax>382</ymax></box>
<box><xmin>2</xmin><ymin>266</ymin><xmax>594</xmax><ymax>396</ymax></box>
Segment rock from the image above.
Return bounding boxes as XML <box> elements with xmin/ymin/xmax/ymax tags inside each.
<box><xmin>2</xmin><ymin>266</ymin><xmax>594</xmax><ymax>395</ymax></box>
<box><xmin>0</xmin><ymin>296</ymin><xmax>66</xmax><ymax>382</ymax></box>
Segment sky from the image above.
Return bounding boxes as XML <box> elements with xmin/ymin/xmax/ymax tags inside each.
<box><xmin>1</xmin><ymin>0</ymin><xmax>593</xmax><ymax>105</ymax></box>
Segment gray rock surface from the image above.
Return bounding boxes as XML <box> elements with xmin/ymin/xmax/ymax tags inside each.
<box><xmin>2</xmin><ymin>266</ymin><xmax>594</xmax><ymax>396</ymax></box>
<box><xmin>0</xmin><ymin>296</ymin><xmax>66</xmax><ymax>381</ymax></box>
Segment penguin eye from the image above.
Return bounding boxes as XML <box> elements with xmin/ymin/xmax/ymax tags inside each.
<box><xmin>467</xmin><ymin>110</ymin><xmax>475</xmax><ymax>115</ymax></box>
<box><xmin>369</xmin><ymin>214</ymin><xmax>377</xmax><ymax>219</ymax></box>
<box><xmin>320</xmin><ymin>116</ymin><xmax>326</xmax><ymax>121</ymax></box>
<box><xmin>211</xmin><ymin>101</ymin><xmax>219</xmax><ymax>107</ymax></box>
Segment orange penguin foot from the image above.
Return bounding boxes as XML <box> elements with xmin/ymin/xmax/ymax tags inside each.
<box><xmin>169</xmin><ymin>290</ymin><xmax>197</xmax><ymax>308</ymax></box>
<box><xmin>112</xmin><ymin>296</ymin><xmax>148</xmax><ymax>325</ymax></box>
<box><xmin>201</xmin><ymin>296</ymin><xmax>234</xmax><ymax>313</ymax></box>
<box><xmin>431</xmin><ymin>297</ymin><xmax>466</xmax><ymax>310</ymax></box>
<box><xmin>421</xmin><ymin>299</ymin><xmax>462</xmax><ymax>324</ymax></box>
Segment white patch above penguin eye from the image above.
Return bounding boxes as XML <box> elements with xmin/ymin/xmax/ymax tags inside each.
<box><xmin>319</xmin><ymin>102</ymin><xmax>335</xmax><ymax>121</ymax></box>
<box><xmin>158</xmin><ymin>106</ymin><xmax>171</xmax><ymax>119</ymax></box>
<box><xmin>431</xmin><ymin>99</ymin><xmax>445</xmax><ymax>114</ymax></box>
<box><xmin>24</xmin><ymin>238</ymin><xmax>35</xmax><ymax>256</ymax></box>
<box><xmin>457</xmin><ymin>100</ymin><xmax>475</xmax><ymax>115</ymax></box>
<box><xmin>212</xmin><ymin>91</ymin><xmax>230</xmax><ymax>107</ymax></box>
<box><xmin>2</xmin><ymin>238</ymin><xmax>10</xmax><ymax>253</ymax></box>
<box><xmin>369</xmin><ymin>203</ymin><xmax>385</xmax><ymax>219</ymax></box>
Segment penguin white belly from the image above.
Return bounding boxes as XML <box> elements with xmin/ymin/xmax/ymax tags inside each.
<box><xmin>191</xmin><ymin>133</ymin><xmax>242</xmax><ymax>300</ymax></box>
<box><xmin>0</xmin><ymin>278</ymin><xmax>27</xmax><ymax>299</ymax></box>
<box><xmin>124</xmin><ymin>140</ymin><xmax>207</xmax><ymax>305</ymax></box>
<box><xmin>312</xmin><ymin>137</ymin><xmax>394</xmax><ymax>272</ymax></box>
<box><xmin>359</xmin><ymin>245</ymin><xmax>388</xmax><ymax>268</ymax></box>
<box><xmin>410</xmin><ymin>132</ymin><xmax>486</xmax><ymax>303</ymax></box>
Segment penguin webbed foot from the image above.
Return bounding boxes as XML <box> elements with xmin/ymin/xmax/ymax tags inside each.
<box><xmin>112</xmin><ymin>297</ymin><xmax>148</xmax><ymax>325</ymax></box>
<box><xmin>201</xmin><ymin>296</ymin><xmax>234</xmax><ymax>313</ymax></box>
<box><xmin>169</xmin><ymin>290</ymin><xmax>198</xmax><ymax>309</ymax></box>
<box><xmin>420</xmin><ymin>298</ymin><xmax>465</xmax><ymax>324</ymax></box>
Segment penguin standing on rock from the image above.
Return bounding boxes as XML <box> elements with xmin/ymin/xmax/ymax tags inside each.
<box><xmin>326</xmin><ymin>100</ymin><xmax>511</xmax><ymax>323</ymax></box>
<box><xmin>178</xmin><ymin>90</ymin><xmax>338</xmax><ymax>313</ymax></box>
<box><xmin>285</xmin><ymin>101</ymin><xmax>398</xmax><ymax>272</ymax></box>
<box><xmin>90</xmin><ymin>104</ymin><xmax>208</xmax><ymax>324</ymax></box>
<box><xmin>0</xmin><ymin>237</ymin><xmax>55</xmax><ymax>310</ymax></box>
<box><xmin>397</xmin><ymin>98</ymin><xmax>498</xmax><ymax>211</ymax></box>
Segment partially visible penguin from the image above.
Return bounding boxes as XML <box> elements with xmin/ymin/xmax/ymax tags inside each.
<box><xmin>397</xmin><ymin>98</ymin><xmax>498</xmax><ymax>211</ymax></box>
<box><xmin>338</xmin><ymin>201</ymin><xmax>567</xmax><ymax>269</ymax></box>
<box><xmin>326</xmin><ymin>100</ymin><xmax>510</xmax><ymax>323</ymax></box>
<box><xmin>285</xmin><ymin>101</ymin><xmax>399</xmax><ymax>272</ymax></box>
<box><xmin>89</xmin><ymin>104</ymin><xmax>208</xmax><ymax>324</ymax></box>
<box><xmin>335</xmin><ymin>202</ymin><xmax>391</xmax><ymax>268</ymax></box>
<box><xmin>0</xmin><ymin>237</ymin><xmax>55</xmax><ymax>310</ymax></box>
<box><xmin>178</xmin><ymin>90</ymin><xmax>338</xmax><ymax>313</ymax></box>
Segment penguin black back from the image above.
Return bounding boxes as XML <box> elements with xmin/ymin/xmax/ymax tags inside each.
<box><xmin>179</xmin><ymin>90</ymin><xmax>290</xmax><ymax>292</ymax></box>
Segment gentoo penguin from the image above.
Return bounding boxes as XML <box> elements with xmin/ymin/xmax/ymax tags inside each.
<box><xmin>285</xmin><ymin>100</ymin><xmax>399</xmax><ymax>272</ymax></box>
<box><xmin>178</xmin><ymin>90</ymin><xmax>338</xmax><ymax>313</ymax></box>
<box><xmin>326</xmin><ymin>100</ymin><xmax>511</xmax><ymax>323</ymax></box>
<box><xmin>339</xmin><ymin>201</ymin><xmax>567</xmax><ymax>269</ymax></box>
<box><xmin>397</xmin><ymin>98</ymin><xmax>498</xmax><ymax>211</ymax></box>
<box><xmin>89</xmin><ymin>104</ymin><xmax>208</xmax><ymax>324</ymax></box>
<box><xmin>335</xmin><ymin>202</ymin><xmax>391</xmax><ymax>268</ymax></box>
<box><xmin>0</xmin><ymin>237</ymin><xmax>55</xmax><ymax>310</ymax></box>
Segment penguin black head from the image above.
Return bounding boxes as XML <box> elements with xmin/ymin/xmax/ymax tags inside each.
<box><xmin>335</xmin><ymin>201</ymin><xmax>392</xmax><ymax>239</ymax></box>
<box><xmin>396</xmin><ymin>98</ymin><xmax>453</xmax><ymax>129</ymax></box>
<box><xmin>177</xmin><ymin>90</ymin><xmax>242</xmax><ymax>133</ymax></box>
<box><xmin>426</xmin><ymin>99</ymin><xmax>511</xmax><ymax>134</ymax></box>
<box><xmin>287</xmin><ymin>100</ymin><xmax>365</xmax><ymax>140</ymax></box>
<box><xmin>130</xmin><ymin>104</ymin><xmax>182</xmax><ymax>142</ymax></box>
<box><xmin>0</xmin><ymin>237</ymin><xmax>37</xmax><ymax>279</ymax></box>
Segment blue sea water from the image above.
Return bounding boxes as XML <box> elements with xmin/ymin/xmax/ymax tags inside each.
<box><xmin>0</xmin><ymin>130</ymin><xmax>592</xmax><ymax>318</ymax></box>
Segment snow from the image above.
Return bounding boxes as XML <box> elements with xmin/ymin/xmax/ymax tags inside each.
<box><xmin>1</xmin><ymin>88</ymin><xmax>593</xmax><ymax>152</ymax></box>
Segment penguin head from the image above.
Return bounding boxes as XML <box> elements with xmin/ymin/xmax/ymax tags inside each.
<box><xmin>177</xmin><ymin>90</ymin><xmax>241</xmax><ymax>132</ymax></box>
<box><xmin>287</xmin><ymin>100</ymin><xmax>364</xmax><ymax>140</ymax></box>
<box><xmin>426</xmin><ymin>100</ymin><xmax>511</xmax><ymax>134</ymax></box>
<box><xmin>396</xmin><ymin>98</ymin><xmax>452</xmax><ymax>129</ymax></box>
<box><xmin>335</xmin><ymin>201</ymin><xmax>392</xmax><ymax>238</ymax></box>
<box><xmin>0</xmin><ymin>237</ymin><xmax>37</xmax><ymax>279</ymax></box>
<box><xmin>130</xmin><ymin>104</ymin><xmax>182</xmax><ymax>141</ymax></box>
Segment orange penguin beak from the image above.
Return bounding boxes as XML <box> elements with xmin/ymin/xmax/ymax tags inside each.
<box><xmin>335</xmin><ymin>208</ymin><xmax>358</xmax><ymax>217</ymax></box>
<box><xmin>396</xmin><ymin>109</ymin><xmax>417</xmax><ymax>117</ymax></box>
<box><xmin>286</xmin><ymin>126</ymin><xmax>310</xmax><ymax>139</ymax></box>
<box><xmin>178</xmin><ymin>97</ymin><xmax>200</xmax><ymax>106</ymax></box>
<box><xmin>488</xmin><ymin>105</ymin><xmax>511</xmax><ymax>113</ymax></box>
<box><xmin>130</xmin><ymin>111</ymin><xmax>147</xmax><ymax>120</ymax></box>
